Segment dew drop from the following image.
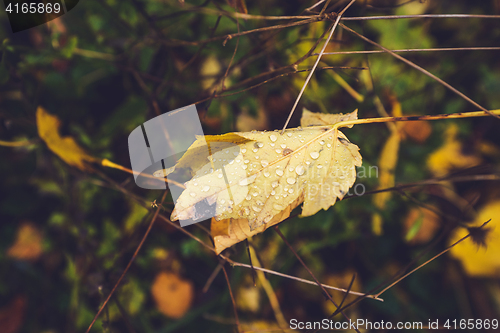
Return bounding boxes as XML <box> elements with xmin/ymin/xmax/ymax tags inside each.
<box><xmin>253</xmin><ymin>148</ymin><xmax>258</xmax><ymax>153</ymax></box>
<box><xmin>320</xmin><ymin>140</ymin><xmax>325</xmax><ymax>145</ymax></box>
<box><xmin>252</xmin><ymin>205</ymin><xmax>262</xmax><ymax>212</ymax></box>
<box><xmin>270</xmin><ymin>143</ymin><xmax>275</xmax><ymax>147</ymax></box>
<box><xmin>327</xmin><ymin>143</ymin><xmax>332</xmax><ymax>148</ymax></box>
<box><xmin>275</xmin><ymin>149</ymin><xmax>282</xmax><ymax>154</ymax></box>
<box><xmin>257</xmin><ymin>142</ymin><xmax>264</xmax><ymax>148</ymax></box>
<box><xmin>241</xmin><ymin>148</ymin><xmax>247</xmax><ymax>153</ymax></box>
<box><xmin>271</xmin><ymin>190</ymin><xmax>275</xmax><ymax>195</ymax></box>
<box><xmin>220</xmin><ymin>199</ymin><xmax>225</xmax><ymax>204</ymax></box>
<box><xmin>242</xmin><ymin>165</ymin><xmax>248</xmax><ymax>170</ymax></box>
<box><xmin>276</xmin><ymin>169</ymin><xmax>284</xmax><ymax>176</ymax></box>
<box><xmin>317</xmin><ymin>165</ymin><xmax>323</xmax><ymax>169</ymax></box>
<box><xmin>310</xmin><ymin>151</ymin><xmax>320</xmax><ymax>160</ymax></box>
<box><xmin>190</xmin><ymin>192</ymin><xmax>196</xmax><ymax>197</ymax></box>
<box><xmin>263</xmin><ymin>171</ymin><xmax>270</xmax><ymax>177</ymax></box>
<box><xmin>252</xmin><ymin>192</ymin><xmax>258</xmax><ymax>197</ymax></box>
<box><xmin>295</xmin><ymin>165</ymin><xmax>305</xmax><ymax>176</ymax></box>
<box><xmin>235</xmin><ymin>159</ymin><xmax>241</xmax><ymax>163</ymax></box>
<box><xmin>273</xmin><ymin>203</ymin><xmax>283</xmax><ymax>210</ymax></box>
<box><xmin>244</xmin><ymin>207</ymin><xmax>250</xmax><ymax>215</ymax></box>
<box><xmin>246</xmin><ymin>195</ymin><xmax>251</xmax><ymax>200</ymax></box>
<box><xmin>271</xmin><ymin>181</ymin><xmax>279</xmax><ymax>188</ymax></box>
<box><xmin>202</xmin><ymin>185</ymin><xmax>210</xmax><ymax>192</ymax></box>
<box><xmin>264</xmin><ymin>216</ymin><xmax>272</xmax><ymax>223</ymax></box>
<box><xmin>244</xmin><ymin>159</ymin><xmax>249</xmax><ymax>164</ymax></box>
<box><xmin>287</xmin><ymin>132</ymin><xmax>292</xmax><ymax>137</ymax></box>
<box><xmin>289</xmin><ymin>188</ymin><xmax>294</xmax><ymax>194</ymax></box>
<box><xmin>287</xmin><ymin>177</ymin><xmax>296</xmax><ymax>185</ymax></box>
<box><xmin>280</xmin><ymin>144</ymin><xmax>287</xmax><ymax>149</ymax></box>
<box><xmin>288</xmin><ymin>166</ymin><xmax>294</xmax><ymax>172</ymax></box>
<box><xmin>269</xmin><ymin>134</ymin><xmax>277</xmax><ymax>142</ymax></box>
<box><xmin>218</xmin><ymin>173</ymin><xmax>223</xmax><ymax>178</ymax></box>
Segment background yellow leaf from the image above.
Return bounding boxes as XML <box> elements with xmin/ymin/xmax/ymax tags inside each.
<box><xmin>151</xmin><ymin>271</ymin><xmax>194</xmax><ymax>319</ymax></box>
<box><xmin>36</xmin><ymin>106</ymin><xmax>97</xmax><ymax>171</ymax></box>
<box><xmin>427</xmin><ymin>124</ymin><xmax>481</xmax><ymax>177</ymax></box>
<box><xmin>449</xmin><ymin>200</ymin><xmax>500</xmax><ymax>277</ymax></box>
<box><xmin>7</xmin><ymin>222</ymin><xmax>43</xmax><ymax>261</ymax></box>
<box><xmin>372</xmin><ymin>96</ymin><xmax>402</xmax><ymax>235</ymax></box>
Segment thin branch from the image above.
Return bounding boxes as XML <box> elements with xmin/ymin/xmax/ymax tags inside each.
<box><xmin>274</xmin><ymin>226</ymin><xmax>360</xmax><ymax>333</ymax></box>
<box><xmin>339</xmin><ymin>23</ymin><xmax>500</xmax><ymax>119</ymax></box>
<box><xmin>374</xmin><ymin>220</ymin><xmax>491</xmax><ymax>298</ymax></box>
<box><xmin>317</xmin><ymin>46</ymin><xmax>500</xmax><ymax>55</ymax></box>
<box><xmin>228</xmin><ymin>260</ymin><xmax>383</xmax><ymax>301</ymax></box>
<box><xmin>222</xmin><ymin>265</ymin><xmax>241</xmax><ymax>333</ymax></box>
<box><xmin>85</xmin><ymin>191</ymin><xmax>168</xmax><ymax>333</ymax></box>
<box><xmin>0</xmin><ymin>138</ymin><xmax>39</xmax><ymax>147</ymax></box>
<box><xmin>161</xmin><ymin>17</ymin><xmax>322</xmax><ymax>47</ymax></box>
<box><xmin>203</xmin><ymin>261</ymin><xmax>224</xmax><ymax>293</ymax></box>
<box><xmin>281</xmin><ymin>0</ymin><xmax>357</xmax><ymax>134</ymax></box>
<box><xmin>341</xmin><ymin>14</ymin><xmax>500</xmax><ymax>21</ymax></box>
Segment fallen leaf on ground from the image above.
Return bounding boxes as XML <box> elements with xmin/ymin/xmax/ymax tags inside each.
<box><xmin>403</xmin><ymin>206</ymin><xmax>440</xmax><ymax>244</ymax></box>
<box><xmin>7</xmin><ymin>222</ymin><xmax>43</xmax><ymax>261</ymax></box>
<box><xmin>164</xmin><ymin>109</ymin><xmax>361</xmax><ymax>253</ymax></box>
<box><xmin>37</xmin><ymin>106</ymin><xmax>97</xmax><ymax>171</ymax></box>
<box><xmin>402</xmin><ymin>121</ymin><xmax>432</xmax><ymax>143</ymax></box>
<box><xmin>151</xmin><ymin>271</ymin><xmax>194</xmax><ymax>319</ymax></box>
<box><xmin>0</xmin><ymin>296</ymin><xmax>26</xmax><ymax>333</ymax></box>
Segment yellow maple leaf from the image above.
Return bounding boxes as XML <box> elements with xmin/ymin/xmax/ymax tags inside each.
<box><xmin>162</xmin><ymin>109</ymin><xmax>361</xmax><ymax>253</ymax></box>
<box><xmin>36</xmin><ymin>106</ymin><xmax>97</xmax><ymax>171</ymax></box>
<box><xmin>449</xmin><ymin>200</ymin><xmax>500</xmax><ymax>277</ymax></box>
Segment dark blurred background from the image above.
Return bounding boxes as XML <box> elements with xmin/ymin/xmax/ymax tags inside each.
<box><xmin>1</xmin><ymin>0</ymin><xmax>500</xmax><ymax>332</ymax></box>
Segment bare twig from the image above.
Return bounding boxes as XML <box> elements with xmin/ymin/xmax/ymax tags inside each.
<box><xmin>317</xmin><ymin>46</ymin><xmax>500</xmax><ymax>55</ymax></box>
<box><xmin>339</xmin><ymin>23</ymin><xmax>500</xmax><ymax>119</ymax></box>
<box><xmin>341</xmin><ymin>14</ymin><xmax>500</xmax><ymax>21</ymax></box>
<box><xmin>0</xmin><ymin>138</ymin><xmax>39</xmax><ymax>147</ymax></box>
<box><xmin>281</xmin><ymin>0</ymin><xmax>357</xmax><ymax>134</ymax></box>
<box><xmin>228</xmin><ymin>260</ymin><xmax>383</xmax><ymax>301</ymax></box>
<box><xmin>85</xmin><ymin>191</ymin><xmax>168</xmax><ymax>333</ymax></box>
<box><xmin>274</xmin><ymin>226</ymin><xmax>360</xmax><ymax>333</ymax></box>
<box><xmin>374</xmin><ymin>220</ymin><xmax>492</xmax><ymax>298</ymax></box>
<box><xmin>222</xmin><ymin>265</ymin><xmax>241</xmax><ymax>333</ymax></box>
